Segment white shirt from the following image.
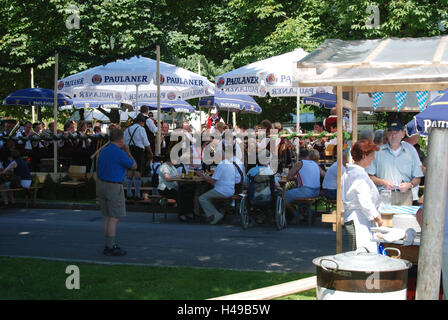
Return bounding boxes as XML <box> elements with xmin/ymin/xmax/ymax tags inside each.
<box><xmin>342</xmin><ymin>163</ymin><xmax>380</xmax><ymax>223</ymax></box>
<box><xmin>124</xmin><ymin>123</ymin><xmax>150</xmax><ymax>149</ymax></box>
<box><xmin>158</xmin><ymin>163</ymin><xmax>178</xmax><ymax>191</ymax></box>
<box><xmin>212</xmin><ymin>159</ymin><xmax>236</xmax><ymax>197</ymax></box>
<box><xmin>16</xmin><ymin>130</ymin><xmax>32</xmax><ymax>150</ymax></box>
<box><xmin>322</xmin><ymin>162</ymin><xmax>345</xmax><ymax>190</ymax></box>
<box><xmin>297</xmin><ymin>160</ymin><xmax>321</xmax><ymax>189</ymax></box>
<box><xmin>145</xmin><ymin>117</ymin><xmax>158</xmax><ymax>133</ymax></box>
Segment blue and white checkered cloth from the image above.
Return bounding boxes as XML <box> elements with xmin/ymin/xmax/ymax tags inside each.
<box><xmin>394</xmin><ymin>91</ymin><xmax>407</xmax><ymax>111</ymax></box>
<box><xmin>372</xmin><ymin>92</ymin><xmax>384</xmax><ymax>110</ymax></box>
<box><xmin>416</xmin><ymin>91</ymin><xmax>429</xmax><ymax>112</ymax></box>
<box><xmin>381</xmin><ymin>205</ymin><xmax>420</xmax><ymax>215</ymax></box>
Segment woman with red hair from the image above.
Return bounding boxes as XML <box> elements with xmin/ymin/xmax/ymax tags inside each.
<box><xmin>342</xmin><ymin>139</ymin><xmax>384</xmax><ymax>252</ymax></box>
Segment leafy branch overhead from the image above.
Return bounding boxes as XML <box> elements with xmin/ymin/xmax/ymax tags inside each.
<box><xmin>1</xmin><ymin>0</ymin><xmax>447</xmax><ymax>123</ymax></box>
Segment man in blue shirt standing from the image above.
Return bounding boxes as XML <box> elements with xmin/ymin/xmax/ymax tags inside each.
<box><xmin>97</xmin><ymin>128</ymin><xmax>136</xmax><ymax>256</ymax></box>
<box><xmin>367</xmin><ymin>121</ymin><xmax>424</xmax><ymax>205</ymax></box>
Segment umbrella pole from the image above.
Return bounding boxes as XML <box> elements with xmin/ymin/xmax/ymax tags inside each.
<box><xmin>156</xmin><ymin>45</ymin><xmax>161</xmax><ymax>156</ymax></box>
<box><xmin>135</xmin><ymin>84</ymin><xmax>139</xmax><ymax>111</ymax></box>
<box><xmin>53</xmin><ymin>53</ymin><xmax>59</xmax><ymax>174</ymax></box>
<box><xmin>296</xmin><ymin>90</ymin><xmax>301</xmax><ymax>160</ymax></box>
<box><xmin>31</xmin><ymin>67</ymin><xmax>35</xmax><ymax>123</ymax></box>
<box><xmin>198</xmin><ymin>59</ymin><xmax>202</xmax><ymax>129</ymax></box>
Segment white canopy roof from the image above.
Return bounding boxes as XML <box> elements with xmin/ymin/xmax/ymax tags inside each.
<box><xmin>292</xmin><ymin>36</ymin><xmax>448</xmax><ymax>88</ymax></box>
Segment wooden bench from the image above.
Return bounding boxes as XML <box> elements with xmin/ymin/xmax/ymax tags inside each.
<box><xmin>122</xmin><ymin>188</ymin><xmax>178</xmax><ymax>221</ymax></box>
<box><xmin>60</xmin><ymin>165</ymin><xmax>87</xmax><ymax>199</ymax></box>
<box><xmin>0</xmin><ymin>186</ymin><xmax>41</xmax><ymax>208</ymax></box>
<box><xmin>292</xmin><ymin>197</ymin><xmax>320</xmax><ymax>226</ymax></box>
<box><xmin>212</xmin><ymin>194</ymin><xmax>243</xmax><ymax>216</ymax></box>
<box><xmin>209</xmin><ymin>276</ymin><xmax>317</xmax><ymax>300</ymax></box>
<box><xmin>324</xmin><ymin>198</ymin><xmax>337</xmax><ymax>213</ymax></box>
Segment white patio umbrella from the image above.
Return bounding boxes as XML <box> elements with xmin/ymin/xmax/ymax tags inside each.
<box><xmin>59</xmin><ymin>55</ymin><xmax>214</xmax><ymax>154</ymax></box>
<box><xmin>215</xmin><ymin>48</ymin><xmax>333</xmax><ymax>130</ymax></box>
<box><xmin>58</xmin><ymin>56</ymin><xmax>215</xmax><ymax>103</ymax></box>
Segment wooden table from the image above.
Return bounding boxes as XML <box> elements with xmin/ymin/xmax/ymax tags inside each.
<box><xmin>380</xmin><ymin>206</ymin><xmax>420</xmax><ymax>227</ymax></box>
<box><xmin>171</xmin><ymin>176</ymin><xmax>207</xmax><ymax>217</ymax></box>
<box><xmin>322</xmin><ymin>205</ymin><xmax>420</xmax><ymax>230</ymax></box>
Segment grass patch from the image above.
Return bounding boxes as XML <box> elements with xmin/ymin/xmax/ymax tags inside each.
<box><xmin>0</xmin><ymin>257</ymin><xmax>316</xmax><ymax>300</ymax></box>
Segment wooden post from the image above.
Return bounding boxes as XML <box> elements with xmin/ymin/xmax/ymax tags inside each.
<box><xmin>351</xmin><ymin>87</ymin><xmax>358</xmax><ymax>145</ymax></box>
<box><xmin>336</xmin><ymin>86</ymin><xmax>343</xmax><ymax>253</ymax></box>
<box><xmin>31</xmin><ymin>67</ymin><xmax>35</xmax><ymax>123</ymax></box>
<box><xmin>416</xmin><ymin>127</ymin><xmax>448</xmax><ymax>299</ymax></box>
<box><xmin>53</xmin><ymin>53</ymin><xmax>59</xmax><ymax>174</ymax></box>
<box><xmin>156</xmin><ymin>45</ymin><xmax>161</xmax><ymax>156</ymax></box>
<box><xmin>296</xmin><ymin>90</ymin><xmax>301</xmax><ymax>160</ymax></box>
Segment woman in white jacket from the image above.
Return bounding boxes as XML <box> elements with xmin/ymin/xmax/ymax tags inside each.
<box><xmin>342</xmin><ymin>140</ymin><xmax>384</xmax><ymax>253</ymax></box>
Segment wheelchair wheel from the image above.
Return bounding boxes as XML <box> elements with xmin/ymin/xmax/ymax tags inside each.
<box><xmin>239</xmin><ymin>196</ymin><xmax>250</xmax><ymax>229</ymax></box>
<box><xmin>275</xmin><ymin>195</ymin><xmax>286</xmax><ymax>230</ymax></box>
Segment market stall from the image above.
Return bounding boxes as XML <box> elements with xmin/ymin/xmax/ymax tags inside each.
<box><xmin>292</xmin><ymin>35</ymin><xmax>448</xmax><ymax>300</ymax></box>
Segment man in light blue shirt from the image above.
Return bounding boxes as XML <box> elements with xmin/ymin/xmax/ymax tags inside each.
<box><xmin>366</xmin><ymin>122</ymin><xmax>423</xmax><ymax>205</ymax></box>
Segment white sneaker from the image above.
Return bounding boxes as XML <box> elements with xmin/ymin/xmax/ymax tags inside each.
<box><xmin>210</xmin><ymin>212</ymin><xmax>224</xmax><ymax>225</ymax></box>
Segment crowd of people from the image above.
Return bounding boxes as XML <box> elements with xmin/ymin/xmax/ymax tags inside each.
<box><xmin>1</xmin><ymin>109</ymin><xmax>427</xmax><ymax>228</ymax></box>
<box><xmin>1</xmin><ymin>107</ymin><xmax>432</xmax><ymax>265</ymax></box>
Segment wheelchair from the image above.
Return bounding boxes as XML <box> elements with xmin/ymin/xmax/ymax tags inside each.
<box><xmin>238</xmin><ymin>174</ymin><xmax>286</xmax><ymax>230</ymax></box>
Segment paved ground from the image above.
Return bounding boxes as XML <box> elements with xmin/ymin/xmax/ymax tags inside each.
<box><xmin>0</xmin><ymin>207</ymin><xmax>349</xmax><ymax>273</ymax></box>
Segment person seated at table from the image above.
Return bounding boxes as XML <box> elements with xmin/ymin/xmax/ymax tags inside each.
<box><xmin>2</xmin><ymin>149</ymin><xmax>32</xmax><ymax>189</ymax></box>
<box><xmin>244</xmin><ymin>151</ymin><xmax>281</xmax><ymax>224</ymax></box>
<box><xmin>244</xmin><ymin>151</ymin><xmax>281</xmax><ymax>189</ymax></box>
<box><xmin>158</xmin><ymin>152</ymin><xmax>193</xmax><ymax>222</ymax></box>
<box><xmin>197</xmin><ymin>143</ymin><xmax>236</xmax><ymax>225</ymax></box>
<box><xmin>308</xmin><ymin>149</ymin><xmax>326</xmax><ymax>179</ymax></box>
<box><xmin>0</xmin><ymin>149</ymin><xmax>32</xmax><ymax>205</ymax></box>
<box><xmin>322</xmin><ymin>153</ymin><xmax>347</xmax><ymax>200</ymax></box>
<box><xmin>284</xmin><ymin>148</ymin><xmax>321</xmax><ymax>223</ymax></box>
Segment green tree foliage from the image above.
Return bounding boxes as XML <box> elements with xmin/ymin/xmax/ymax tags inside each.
<box><xmin>0</xmin><ymin>0</ymin><xmax>447</xmax><ymax>125</ymax></box>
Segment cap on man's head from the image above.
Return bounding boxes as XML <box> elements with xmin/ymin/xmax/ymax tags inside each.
<box><xmin>387</xmin><ymin>121</ymin><xmax>404</xmax><ymax>131</ymax></box>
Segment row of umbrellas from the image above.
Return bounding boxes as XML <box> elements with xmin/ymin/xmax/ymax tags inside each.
<box><xmin>2</xmin><ymin>86</ymin><xmax>262</xmax><ymax>117</ymax></box>
<box><xmin>2</xmin><ymin>50</ymin><xmax>447</xmax><ymax>133</ymax></box>
<box><xmin>1</xmin><ymin>49</ymin><xmax>334</xmax><ymax>120</ymax></box>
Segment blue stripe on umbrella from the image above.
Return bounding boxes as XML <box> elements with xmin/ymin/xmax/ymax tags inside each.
<box><xmin>199</xmin><ymin>91</ymin><xmax>260</xmax><ymax>112</ymax></box>
<box><xmin>406</xmin><ymin>88</ymin><xmax>448</xmax><ymax>136</ymax></box>
<box><xmin>135</xmin><ymin>99</ymin><xmax>195</xmax><ymax>113</ymax></box>
<box><xmin>302</xmin><ymin>92</ymin><xmax>336</xmax><ymax>109</ymax></box>
<box><xmin>2</xmin><ymin>88</ymin><xmax>72</xmax><ymax>107</ymax></box>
